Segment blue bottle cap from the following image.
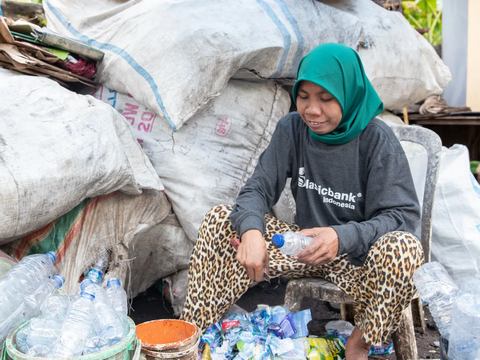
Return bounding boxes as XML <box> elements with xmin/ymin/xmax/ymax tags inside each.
<box><xmin>80</xmin><ymin>291</ymin><xmax>95</xmax><ymax>301</ymax></box>
<box><xmin>52</xmin><ymin>274</ymin><xmax>65</xmax><ymax>288</ymax></box>
<box><xmin>46</xmin><ymin>252</ymin><xmax>56</xmax><ymax>263</ymax></box>
<box><xmin>107</xmin><ymin>278</ymin><xmax>121</xmax><ymax>288</ymax></box>
<box><xmin>271</xmin><ymin>234</ymin><xmax>285</xmax><ymax>248</ymax></box>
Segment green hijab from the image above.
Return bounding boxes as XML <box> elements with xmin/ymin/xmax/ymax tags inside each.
<box><xmin>292</xmin><ymin>43</ymin><xmax>384</xmax><ymax>145</ymax></box>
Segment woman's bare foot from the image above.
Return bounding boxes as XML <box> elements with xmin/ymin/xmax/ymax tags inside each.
<box><xmin>345</xmin><ymin>328</ymin><xmax>370</xmax><ymax>360</ymax></box>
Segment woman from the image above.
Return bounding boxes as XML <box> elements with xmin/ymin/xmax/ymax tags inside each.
<box><xmin>181</xmin><ymin>43</ymin><xmax>423</xmax><ymax>360</ymax></box>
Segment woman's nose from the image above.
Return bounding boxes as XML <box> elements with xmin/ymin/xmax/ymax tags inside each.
<box><xmin>305</xmin><ymin>102</ymin><xmax>322</xmax><ymax>116</ymax></box>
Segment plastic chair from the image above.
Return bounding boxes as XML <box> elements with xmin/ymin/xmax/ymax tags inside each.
<box><xmin>283</xmin><ymin>124</ymin><xmax>442</xmax><ymax>360</ymax></box>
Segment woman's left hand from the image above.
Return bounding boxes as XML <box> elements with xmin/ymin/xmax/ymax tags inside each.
<box><xmin>294</xmin><ymin>227</ymin><xmax>339</xmax><ymax>266</ymax></box>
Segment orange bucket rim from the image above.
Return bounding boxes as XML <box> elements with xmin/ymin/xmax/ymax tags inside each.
<box><xmin>137</xmin><ymin>319</ymin><xmax>199</xmax><ymax>352</ymax></box>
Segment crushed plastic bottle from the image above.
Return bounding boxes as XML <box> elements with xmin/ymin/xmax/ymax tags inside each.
<box><xmin>413</xmin><ymin>261</ymin><xmax>459</xmax><ymax>339</ymax></box>
<box><xmin>41</xmin><ymin>295</ymin><xmax>72</xmax><ymax>321</ymax></box>
<box><xmin>271</xmin><ymin>232</ymin><xmax>313</xmax><ymax>256</ymax></box>
<box><xmin>51</xmin><ymin>291</ymin><xmax>96</xmax><ymax>358</ymax></box>
<box><xmin>0</xmin><ymin>252</ymin><xmax>56</xmax><ymax>321</ymax></box>
<box><xmin>26</xmin><ymin>317</ymin><xmax>63</xmax><ymax>350</ymax></box>
<box><xmin>83</xmin><ymin>335</ymin><xmax>110</xmax><ymax>355</ymax></box>
<box><xmin>106</xmin><ymin>278</ymin><xmax>128</xmax><ymax>315</ymax></box>
<box><xmin>448</xmin><ymin>258</ymin><xmax>480</xmax><ymax>359</ymax></box>
<box><xmin>1</xmin><ymin>274</ymin><xmax>66</xmax><ymax>343</ymax></box>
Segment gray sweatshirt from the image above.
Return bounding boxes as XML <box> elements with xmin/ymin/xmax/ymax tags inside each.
<box><xmin>230</xmin><ymin>112</ymin><xmax>420</xmax><ymax>266</ymax></box>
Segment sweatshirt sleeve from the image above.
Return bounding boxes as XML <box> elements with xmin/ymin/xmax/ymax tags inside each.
<box><xmin>331</xmin><ymin>152</ymin><xmax>421</xmax><ymax>266</ymax></box>
<box><xmin>230</xmin><ymin>121</ymin><xmax>294</xmax><ymax>238</ymax></box>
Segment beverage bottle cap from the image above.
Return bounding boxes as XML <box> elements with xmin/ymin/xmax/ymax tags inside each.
<box><xmin>271</xmin><ymin>234</ymin><xmax>285</xmax><ymax>248</ymax></box>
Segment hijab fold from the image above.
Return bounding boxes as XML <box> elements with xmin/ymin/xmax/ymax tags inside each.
<box><xmin>292</xmin><ymin>43</ymin><xmax>384</xmax><ymax>145</ymax></box>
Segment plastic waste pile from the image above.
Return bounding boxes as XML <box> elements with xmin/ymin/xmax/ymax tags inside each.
<box><xmin>1</xmin><ymin>254</ymin><xmax>130</xmax><ymax>358</ymax></box>
<box><xmin>199</xmin><ymin>305</ymin><xmax>395</xmax><ymax>360</ymax></box>
<box><xmin>413</xmin><ymin>261</ymin><xmax>459</xmax><ymax>340</ymax></box>
<box><xmin>414</xmin><ymin>259</ymin><xmax>480</xmax><ymax>359</ymax></box>
<box><xmin>198</xmin><ymin>304</ymin><xmax>341</xmax><ymax>360</ymax></box>
<box><xmin>324</xmin><ymin>320</ymin><xmax>393</xmax><ymax>357</ymax></box>
<box><xmin>447</xmin><ymin>258</ymin><xmax>480</xmax><ymax>359</ymax></box>
<box><xmin>0</xmin><ymin>252</ymin><xmax>61</xmax><ymax>344</ymax></box>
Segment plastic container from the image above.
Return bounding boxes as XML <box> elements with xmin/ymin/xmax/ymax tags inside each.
<box><xmin>2</xmin><ymin>317</ymin><xmax>138</xmax><ymax>360</ymax></box>
<box><xmin>106</xmin><ymin>278</ymin><xmax>128</xmax><ymax>316</ymax></box>
<box><xmin>51</xmin><ymin>292</ymin><xmax>96</xmax><ymax>357</ymax></box>
<box><xmin>81</xmin><ymin>280</ymin><xmax>126</xmax><ymax>344</ymax></box>
<box><xmin>136</xmin><ymin>319</ymin><xmax>199</xmax><ymax>360</ymax></box>
<box><xmin>84</xmin><ymin>257</ymin><xmax>109</xmax><ymax>286</ymax></box>
<box><xmin>271</xmin><ymin>232</ymin><xmax>313</xmax><ymax>256</ymax></box>
<box><xmin>0</xmin><ymin>252</ymin><xmax>56</xmax><ymax>320</ymax></box>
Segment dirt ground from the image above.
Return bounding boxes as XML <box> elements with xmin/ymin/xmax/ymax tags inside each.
<box><xmin>130</xmin><ymin>278</ymin><xmax>442</xmax><ymax>360</ymax></box>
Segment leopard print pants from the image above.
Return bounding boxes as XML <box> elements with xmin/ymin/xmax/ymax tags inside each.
<box><xmin>181</xmin><ymin>205</ymin><xmax>424</xmax><ymax>346</ymax></box>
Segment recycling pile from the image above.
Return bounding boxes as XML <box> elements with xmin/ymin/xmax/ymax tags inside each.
<box><xmin>199</xmin><ymin>305</ymin><xmax>393</xmax><ymax>360</ymax></box>
<box><xmin>0</xmin><ymin>252</ymin><xmax>130</xmax><ymax>358</ymax></box>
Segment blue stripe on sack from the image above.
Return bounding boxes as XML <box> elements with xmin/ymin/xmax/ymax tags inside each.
<box><xmin>43</xmin><ymin>0</ymin><xmax>177</xmax><ymax>131</ymax></box>
<box><xmin>272</xmin><ymin>0</ymin><xmax>304</xmax><ymax>77</ymax></box>
<box><xmin>255</xmin><ymin>0</ymin><xmax>291</xmax><ymax>78</ymax></box>
<box><xmin>0</xmin><ymin>0</ymin><xmax>3</xmax><ymax>16</ymax></box>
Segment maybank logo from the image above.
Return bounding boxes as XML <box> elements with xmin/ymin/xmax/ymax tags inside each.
<box><xmin>298</xmin><ymin>167</ymin><xmax>361</xmax><ymax>210</ymax></box>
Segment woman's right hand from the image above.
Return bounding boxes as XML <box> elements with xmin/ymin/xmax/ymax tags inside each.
<box><xmin>236</xmin><ymin>229</ymin><xmax>269</xmax><ymax>282</ymax></box>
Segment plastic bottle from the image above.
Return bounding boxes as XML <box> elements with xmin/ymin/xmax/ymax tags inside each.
<box><xmin>413</xmin><ymin>261</ymin><xmax>459</xmax><ymax>339</ymax></box>
<box><xmin>26</xmin><ymin>317</ymin><xmax>63</xmax><ymax>350</ymax></box>
<box><xmin>25</xmin><ymin>274</ymin><xmax>65</xmax><ymax>316</ymax></box>
<box><xmin>41</xmin><ymin>295</ymin><xmax>72</xmax><ymax>321</ymax></box>
<box><xmin>81</xmin><ymin>279</ymin><xmax>126</xmax><ymax>344</ymax></box>
<box><xmin>51</xmin><ymin>291</ymin><xmax>96</xmax><ymax>358</ymax></box>
<box><xmin>83</xmin><ymin>335</ymin><xmax>109</xmax><ymax>355</ymax></box>
<box><xmin>0</xmin><ymin>252</ymin><xmax>56</xmax><ymax>320</ymax></box>
<box><xmin>106</xmin><ymin>278</ymin><xmax>128</xmax><ymax>315</ymax></box>
<box><xmin>0</xmin><ymin>274</ymin><xmax>66</xmax><ymax>343</ymax></box>
<box><xmin>271</xmin><ymin>232</ymin><xmax>314</xmax><ymax>256</ymax></box>
<box><xmin>448</xmin><ymin>258</ymin><xmax>480</xmax><ymax>359</ymax></box>
<box><xmin>84</xmin><ymin>256</ymin><xmax>109</xmax><ymax>285</ymax></box>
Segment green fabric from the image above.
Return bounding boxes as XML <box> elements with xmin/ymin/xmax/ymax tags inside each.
<box><xmin>292</xmin><ymin>43</ymin><xmax>384</xmax><ymax>145</ymax></box>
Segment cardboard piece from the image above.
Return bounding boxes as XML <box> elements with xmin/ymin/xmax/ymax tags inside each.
<box><xmin>0</xmin><ymin>16</ymin><xmax>97</xmax><ymax>87</ymax></box>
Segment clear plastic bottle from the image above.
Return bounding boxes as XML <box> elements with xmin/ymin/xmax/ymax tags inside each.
<box><xmin>0</xmin><ymin>252</ymin><xmax>56</xmax><ymax>320</ymax></box>
<box><xmin>51</xmin><ymin>291</ymin><xmax>96</xmax><ymax>358</ymax></box>
<box><xmin>41</xmin><ymin>295</ymin><xmax>72</xmax><ymax>321</ymax></box>
<box><xmin>413</xmin><ymin>261</ymin><xmax>459</xmax><ymax>339</ymax></box>
<box><xmin>25</xmin><ymin>274</ymin><xmax>65</xmax><ymax>316</ymax></box>
<box><xmin>83</xmin><ymin>335</ymin><xmax>109</xmax><ymax>355</ymax></box>
<box><xmin>448</xmin><ymin>259</ymin><xmax>480</xmax><ymax>359</ymax></box>
<box><xmin>26</xmin><ymin>317</ymin><xmax>63</xmax><ymax>350</ymax></box>
<box><xmin>1</xmin><ymin>274</ymin><xmax>66</xmax><ymax>343</ymax></box>
<box><xmin>106</xmin><ymin>278</ymin><xmax>128</xmax><ymax>315</ymax></box>
<box><xmin>84</xmin><ymin>256</ymin><xmax>109</xmax><ymax>285</ymax></box>
<box><xmin>81</xmin><ymin>279</ymin><xmax>126</xmax><ymax>344</ymax></box>
<box><xmin>271</xmin><ymin>232</ymin><xmax>314</xmax><ymax>256</ymax></box>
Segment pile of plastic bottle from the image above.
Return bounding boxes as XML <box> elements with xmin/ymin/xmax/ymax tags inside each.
<box><xmin>198</xmin><ymin>305</ymin><xmax>393</xmax><ymax>360</ymax></box>
<box><xmin>0</xmin><ymin>252</ymin><xmax>129</xmax><ymax>358</ymax></box>
<box><xmin>414</xmin><ymin>258</ymin><xmax>480</xmax><ymax>359</ymax></box>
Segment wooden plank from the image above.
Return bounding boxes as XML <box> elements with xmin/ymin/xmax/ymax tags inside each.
<box><xmin>392</xmin><ymin>305</ymin><xmax>418</xmax><ymax>360</ymax></box>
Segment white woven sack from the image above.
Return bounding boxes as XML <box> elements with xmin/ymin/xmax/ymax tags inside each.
<box><xmin>0</xmin><ymin>69</ymin><xmax>163</xmax><ymax>243</ymax></box>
